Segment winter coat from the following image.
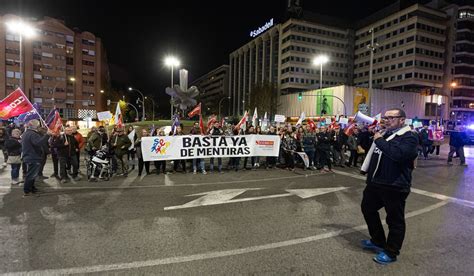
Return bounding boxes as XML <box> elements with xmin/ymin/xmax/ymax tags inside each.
<box><xmin>21</xmin><ymin>129</ymin><xmax>50</xmax><ymax>163</ymax></box>
<box><xmin>347</xmin><ymin>135</ymin><xmax>359</xmax><ymax>151</ymax></box>
<box><xmin>4</xmin><ymin>137</ymin><xmax>21</xmax><ymax>156</ymax></box>
<box><xmin>316</xmin><ymin>132</ymin><xmax>332</xmax><ymax>150</ymax></box>
<box><xmin>282</xmin><ymin>135</ymin><xmax>297</xmax><ymax>152</ymax></box>
<box><xmin>301</xmin><ymin>132</ymin><xmax>317</xmax><ymax>151</ymax></box>
<box><xmin>52</xmin><ymin>134</ymin><xmax>79</xmax><ymax>158</ymax></box>
<box><xmin>449</xmin><ymin>131</ymin><xmax>467</xmax><ymax>148</ymax></box>
<box><xmin>365</xmin><ymin>130</ymin><xmax>419</xmax><ymax>192</ymax></box>
<box><xmin>86</xmin><ymin>131</ymin><xmax>102</xmax><ymax>152</ymax></box>
<box><xmin>112</xmin><ymin>134</ymin><xmax>131</xmax><ymax>157</ymax></box>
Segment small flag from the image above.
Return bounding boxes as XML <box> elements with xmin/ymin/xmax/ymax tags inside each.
<box><xmin>188</xmin><ymin>103</ymin><xmax>201</xmax><ymax>118</ymax></box>
<box><xmin>344</xmin><ymin>123</ymin><xmax>357</xmax><ymax>136</ymax></box>
<box><xmin>114</xmin><ymin>102</ymin><xmax>123</xmax><ymax>128</ymax></box>
<box><xmin>199</xmin><ymin>114</ymin><xmax>205</xmax><ymax>135</ymax></box>
<box><xmin>207</xmin><ymin>115</ymin><xmax>217</xmax><ymax>132</ymax></box>
<box><xmin>170</xmin><ymin>115</ymin><xmax>180</xmax><ymax>135</ymax></box>
<box><xmin>235</xmin><ymin>111</ymin><xmax>249</xmax><ymax>131</ymax></box>
<box><xmin>252</xmin><ymin>107</ymin><xmax>258</xmax><ymax>127</ymax></box>
<box><xmin>295</xmin><ymin>112</ymin><xmax>305</xmax><ymax>127</ymax></box>
<box><xmin>128</xmin><ymin>129</ymin><xmax>136</xmax><ymax>150</ymax></box>
<box><xmin>307</xmin><ymin>118</ymin><xmax>316</xmax><ymax>130</ymax></box>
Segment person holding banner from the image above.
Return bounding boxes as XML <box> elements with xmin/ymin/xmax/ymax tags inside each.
<box><xmin>243</xmin><ymin>126</ymin><xmax>257</xmax><ymax>170</ymax></box>
<box><xmin>171</xmin><ymin>125</ymin><xmax>187</xmax><ymax>173</ymax></box>
<box><xmin>265</xmin><ymin>126</ymin><xmax>278</xmax><ymax>169</ymax></box>
<box><xmin>281</xmin><ymin>128</ymin><xmax>297</xmax><ymax>171</ymax></box>
<box><xmin>301</xmin><ymin>125</ymin><xmax>317</xmax><ymax>170</ymax></box>
<box><xmin>154</xmin><ymin>129</ymin><xmax>168</xmax><ymax>175</ymax></box>
<box><xmin>360</xmin><ymin>108</ymin><xmax>418</xmax><ymax>264</ymax></box>
<box><xmin>208</xmin><ymin>121</ymin><xmax>224</xmax><ymax>173</ymax></box>
<box><xmin>135</xmin><ymin>128</ymin><xmax>150</xmax><ymax>176</ymax></box>
<box><xmin>21</xmin><ymin>120</ymin><xmax>53</xmax><ymax>197</ymax></box>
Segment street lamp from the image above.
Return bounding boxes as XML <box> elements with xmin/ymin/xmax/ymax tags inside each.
<box><xmin>100</xmin><ymin>89</ymin><xmax>104</xmax><ymax>93</ymax></box>
<box><xmin>6</xmin><ymin>20</ymin><xmax>36</xmax><ymax>89</ymax></box>
<box><xmin>164</xmin><ymin>56</ymin><xmax>180</xmax><ymax>119</ymax></box>
<box><xmin>218</xmin><ymin>96</ymin><xmax>231</xmax><ymax>119</ymax></box>
<box><xmin>312</xmin><ymin>55</ymin><xmax>329</xmax><ymax>115</ymax></box>
<box><xmin>145</xmin><ymin>96</ymin><xmax>156</xmax><ymax>121</ymax></box>
<box><xmin>450</xmin><ymin>81</ymin><xmax>458</xmax><ymax>121</ymax></box>
<box><xmin>128</xmin><ymin>87</ymin><xmax>145</xmax><ymax>121</ymax></box>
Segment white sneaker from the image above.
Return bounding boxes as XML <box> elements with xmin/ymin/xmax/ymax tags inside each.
<box><xmin>202</xmin><ymin>170</ymin><xmax>207</xmax><ymax>175</ymax></box>
<box><xmin>193</xmin><ymin>170</ymin><xmax>197</xmax><ymax>174</ymax></box>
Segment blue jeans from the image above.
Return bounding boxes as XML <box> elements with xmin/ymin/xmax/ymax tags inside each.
<box><xmin>209</xmin><ymin>157</ymin><xmax>222</xmax><ymax>171</ymax></box>
<box><xmin>24</xmin><ymin>162</ymin><xmax>41</xmax><ymax>193</ymax></box>
<box><xmin>304</xmin><ymin>149</ymin><xmax>316</xmax><ymax>167</ymax></box>
<box><xmin>11</xmin><ymin>163</ymin><xmax>21</xmax><ymax>180</ymax></box>
<box><xmin>192</xmin><ymin>159</ymin><xmax>205</xmax><ymax>172</ymax></box>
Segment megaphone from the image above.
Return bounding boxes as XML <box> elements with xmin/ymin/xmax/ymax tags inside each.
<box><xmin>353</xmin><ymin>111</ymin><xmax>377</xmax><ymax>125</ymax></box>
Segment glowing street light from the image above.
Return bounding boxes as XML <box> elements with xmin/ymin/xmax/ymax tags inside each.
<box><xmin>450</xmin><ymin>82</ymin><xmax>457</xmax><ymax>88</ymax></box>
<box><xmin>312</xmin><ymin>55</ymin><xmax>329</xmax><ymax>115</ymax></box>
<box><xmin>5</xmin><ymin>20</ymin><xmax>36</xmax><ymax>89</ymax></box>
<box><xmin>164</xmin><ymin>55</ymin><xmax>180</xmax><ymax>119</ymax></box>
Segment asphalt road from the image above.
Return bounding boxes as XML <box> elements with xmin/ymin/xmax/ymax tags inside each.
<box><xmin>0</xmin><ymin>147</ymin><xmax>473</xmax><ymax>275</ymax></box>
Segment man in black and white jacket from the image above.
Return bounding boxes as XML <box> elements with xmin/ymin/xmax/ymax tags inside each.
<box><xmin>360</xmin><ymin>108</ymin><xmax>419</xmax><ymax>265</ymax></box>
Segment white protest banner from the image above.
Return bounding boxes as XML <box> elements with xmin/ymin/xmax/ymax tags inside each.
<box><xmin>97</xmin><ymin>111</ymin><xmax>112</xmax><ymax>121</ymax></box>
<box><xmin>274</xmin><ymin>114</ymin><xmax>286</xmax><ymax>123</ymax></box>
<box><xmin>142</xmin><ymin>135</ymin><xmax>281</xmax><ymax>161</ymax></box>
<box><xmin>404</xmin><ymin>119</ymin><xmax>413</xmax><ymax>125</ymax></box>
<box><xmin>413</xmin><ymin>121</ymin><xmax>423</xmax><ymax>128</ymax></box>
<box><xmin>295</xmin><ymin>152</ymin><xmax>309</xmax><ymax>168</ymax></box>
<box><xmin>127</xmin><ymin>129</ymin><xmax>136</xmax><ymax>150</ymax></box>
<box><xmin>325</xmin><ymin>118</ymin><xmax>332</xmax><ymax>125</ymax></box>
<box><xmin>339</xmin><ymin>118</ymin><xmax>349</xmax><ymax>125</ymax></box>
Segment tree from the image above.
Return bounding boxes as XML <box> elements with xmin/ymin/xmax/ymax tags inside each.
<box><xmin>248</xmin><ymin>81</ymin><xmax>280</xmax><ymax>118</ymax></box>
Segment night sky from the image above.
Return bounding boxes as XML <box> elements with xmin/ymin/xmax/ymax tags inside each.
<box><xmin>1</xmin><ymin>0</ymin><xmax>433</xmax><ymax>114</ymax></box>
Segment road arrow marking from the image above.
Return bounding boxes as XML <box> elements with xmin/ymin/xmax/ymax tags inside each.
<box><xmin>164</xmin><ymin>187</ymin><xmax>348</xmax><ymax>210</ymax></box>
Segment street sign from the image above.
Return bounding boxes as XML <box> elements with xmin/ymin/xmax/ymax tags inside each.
<box><xmin>164</xmin><ymin>187</ymin><xmax>348</xmax><ymax>210</ymax></box>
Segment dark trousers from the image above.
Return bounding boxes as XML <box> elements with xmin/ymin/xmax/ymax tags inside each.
<box><xmin>304</xmin><ymin>149</ymin><xmax>316</xmax><ymax>167</ymax></box>
<box><xmin>243</xmin><ymin>156</ymin><xmax>256</xmax><ymax>169</ymax></box>
<box><xmin>266</xmin><ymin>156</ymin><xmax>277</xmax><ymax>168</ymax></box>
<box><xmin>59</xmin><ymin>155</ymin><xmax>78</xmax><ymax>179</ymax></box>
<box><xmin>11</xmin><ymin>163</ymin><xmax>21</xmax><ymax>180</ymax></box>
<box><xmin>349</xmin><ymin>150</ymin><xmax>359</xmax><ymax>167</ymax></box>
<box><xmin>173</xmin><ymin>160</ymin><xmax>186</xmax><ymax>172</ymax></box>
<box><xmin>38</xmin><ymin>154</ymin><xmax>47</xmax><ymax>176</ymax></box>
<box><xmin>361</xmin><ymin>185</ymin><xmax>409</xmax><ymax>258</ymax></box>
<box><xmin>429</xmin><ymin>145</ymin><xmax>440</xmax><ymax>155</ymax></box>
<box><xmin>448</xmin><ymin>146</ymin><xmax>465</xmax><ymax>164</ymax></box>
<box><xmin>138</xmin><ymin>158</ymin><xmax>150</xmax><ymax>174</ymax></box>
<box><xmin>52</xmin><ymin>154</ymin><xmax>59</xmax><ymax>176</ymax></box>
<box><xmin>154</xmin><ymin>161</ymin><xmax>166</xmax><ymax>174</ymax></box>
<box><xmin>283</xmin><ymin>151</ymin><xmax>295</xmax><ymax>169</ymax></box>
<box><xmin>319</xmin><ymin>149</ymin><xmax>332</xmax><ymax>169</ymax></box>
<box><xmin>24</xmin><ymin>162</ymin><xmax>41</xmax><ymax>193</ymax></box>
<box><xmin>422</xmin><ymin>144</ymin><xmax>431</xmax><ymax>159</ymax></box>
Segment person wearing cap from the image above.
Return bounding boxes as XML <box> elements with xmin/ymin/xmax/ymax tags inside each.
<box><xmin>111</xmin><ymin>127</ymin><xmax>132</xmax><ymax>176</ymax></box>
<box><xmin>21</xmin><ymin>119</ymin><xmax>53</xmax><ymax>197</ymax></box>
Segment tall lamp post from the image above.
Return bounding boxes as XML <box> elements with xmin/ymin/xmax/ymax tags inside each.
<box><xmin>367</xmin><ymin>28</ymin><xmax>379</xmax><ymax>116</ymax></box>
<box><xmin>164</xmin><ymin>56</ymin><xmax>180</xmax><ymax>119</ymax></box>
<box><xmin>5</xmin><ymin>20</ymin><xmax>36</xmax><ymax>90</ymax></box>
<box><xmin>450</xmin><ymin>81</ymin><xmax>457</xmax><ymax>121</ymax></box>
<box><xmin>218</xmin><ymin>96</ymin><xmax>231</xmax><ymax>119</ymax></box>
<box><xmin>128</xmin><ymin>87</ymin><xmax>145</xmax><ymax>121</ymax></box>
<box><xmin>312</xmin><ymin>55</ymin><xmax>329</xmax><ymax>115</ymax></box>
<box><xmin>145</xmin><ymin>96</ymin><xmax>156</xmax><ymax>121</ymax></box>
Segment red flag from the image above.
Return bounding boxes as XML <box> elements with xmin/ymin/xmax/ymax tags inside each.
<box><xmin>199</xmin><ymin>114</ymin><xmax>205</xmax><ymax>135</ymax></box>
<box><xmin>0</xmin><ymin>88</ymin><xmax>35</xmax><ymax>119</ymax></box>
<box><xmin>307</xmin><ymin>118</ymin><xmax>316</xmax><ymax>130</ymax></box>
<box><xmin>220</xmin><ymin>117</ymin><xmax>225</xmax><ymax>128</ymax></box>
<box><xmin>188</xmin><ymin>103</ymin><xmax>201</xmax><ymax>118</ymax></box>
<box><xmin>344</xmin><ymin>123</ymin><xmax>357</xmax><ymax>136</ymax></box>
<box><xmin>49</xmin><ymin>110</ymin><xmax>63</xmax><ymax>134</ymax></box>
<box><xmin>207</xmin><ymin>115</ymin><xmax>217</xmax><ymax>132</ymax></box>
<box><xmin>234</xmin><ymin>111</ymin><xmax>248</xmax><ymax>131</ymax></box>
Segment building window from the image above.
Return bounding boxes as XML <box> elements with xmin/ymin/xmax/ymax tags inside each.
<box><xmin>42</xmin><ymin>52</ymin><xmax>53</xmax><ymax>58</ymax></box>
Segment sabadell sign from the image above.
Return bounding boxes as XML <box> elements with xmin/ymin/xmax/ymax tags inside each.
<box><xmin>250</xmin><ymin>18</ymin><xmax>274</xmax><ymax>38</ymax></box>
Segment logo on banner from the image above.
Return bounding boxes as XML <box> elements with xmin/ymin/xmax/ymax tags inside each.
<box><xmin>256</xmin><ymin>140</ymin><xmax>274</xmax><ymax>146</ymax></box>
<box><xmin>151</xmin><ymin>138</ymin><xmax>171</xmax><ymax>155</ymax></box>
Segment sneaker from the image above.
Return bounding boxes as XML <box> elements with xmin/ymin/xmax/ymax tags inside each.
<box><xmin>193</xmin><ymin>170</ymin><xmax>197</xmax><ymax>175</ymax></box>
<box><xmin>73</xmin><ymin>176</ymin><xmax>82</xmax><ymax>181</ymax></box>
<box><xmin>447</xmin><ymin>161</ymin><xmax>453</xmax><ymax>165</ymax></box>
<box><xmin>60</xmin><ymin>179</ymin><xmax>68</xmax><ymax>184</ymax></box>
<box><xmin>460</xmin><ymin>163</ymin><xmax>468</xmax><ymax>166</ymax></box>
<box><xmin>202</xmin><ymin>170</ymin><xmax>207</xmax><ymax>175</ymax></box>
<box><xmin>219</xmin><ymin>170</ymin><xmax>224</xmax><ymax>174</ymax></box>
<box><xmin>373</xmin><ymin>251</ymin><xmax>397</xmax><ymax>265</ymax></box>
<box><xmin>361</xmin><ymin>240</ymin><xmax>384</xmax><ymax>253</ymax></box>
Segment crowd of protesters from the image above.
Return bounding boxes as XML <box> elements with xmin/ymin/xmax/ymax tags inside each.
<box><xmin>0</xmin><ymin>117</ymin><xmax>469</xmax><ymax>197</ymax></box>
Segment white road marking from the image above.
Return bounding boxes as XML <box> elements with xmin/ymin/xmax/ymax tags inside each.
<box><xmin>164</xmin><ymin>187</ymin><xmax>348</xmax><ymax>210</ymax></box>
<box><xmin>332</xmin><ymin>169</ymin><xmax>474</xmax><ymax>209</ymax></box>
<box><xmin>2</xmin><ymin>200</ymin><xmax>448</xmax><ymax>276</ymax></box>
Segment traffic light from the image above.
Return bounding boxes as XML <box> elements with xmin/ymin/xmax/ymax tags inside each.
<box><xmin>298</xmin><ymin>92</ymin><xmax>303</xmax><ymax>101</ymax></box>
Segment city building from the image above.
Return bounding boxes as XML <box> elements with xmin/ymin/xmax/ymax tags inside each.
<box><xmin>353</xmin><ymin>3</ymin><xmax>448</xmax><ymax>92</ymax></box>
<box><xmin>191</xmin><ymin>65</ymin><xmax>229</xmax><ymax>117</ymax></box>
<box><xmin>0</xmin><ymin>14</ymin><xmax>110</xmax><ymax>122</ymax></box>
<box><xmin>432</xmin><ymin>2</ymin><xmax>474</xmax><ymax>121</ymax></box>
<box><xmin>229</xmin><ymin>12</ymin><xmax>353</xmax><ymax>116</ymax></box>
<box><xmin>228</xmin><ymin>1</ymin><xmax>474</xmax><ymax>121</ymax></box>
